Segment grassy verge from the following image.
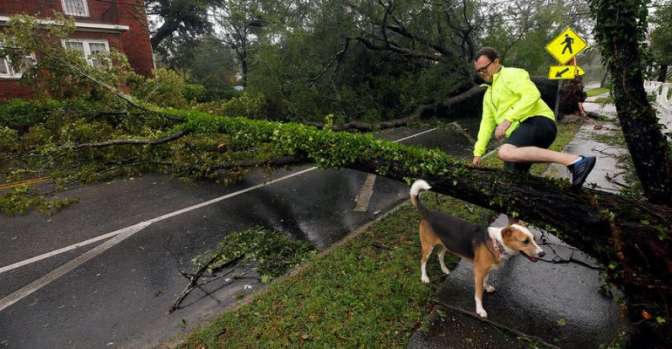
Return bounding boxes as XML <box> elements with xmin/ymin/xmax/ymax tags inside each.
<box><xmin>592</xmin><ymin>96</ymin><xmax>614</xmax><ymax>104</ymax></box>
<box><xmin>585</xmin><ymin>87</ymin><xmax>610</xmax><ymax>97</ymax></box>
<box><xmin>177</xmin><ymin>121</ymin><xmax>583</xmax><ymax>348</ymax></box>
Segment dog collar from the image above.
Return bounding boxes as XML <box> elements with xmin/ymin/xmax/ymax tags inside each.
<box><xmin>487</xmin><ymin>237</ymin><xmax>508</xmax><ymax>261</ymax></box>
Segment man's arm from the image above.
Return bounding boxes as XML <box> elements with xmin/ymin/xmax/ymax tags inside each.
<box><xmin>473</xmin><ymin>91</ymin><xmax>496</xmax><ymax>157</ymax></box>
<box><xmin>499</xmin><ymin>70</ymin><xmax>542</xmax><ymax>123</ymax></box>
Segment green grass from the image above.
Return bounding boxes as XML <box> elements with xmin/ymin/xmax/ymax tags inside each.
<box><xmin>592</xmin><ymin>96</ymin><xmax>614</xmax><ymax>104</ymax></box>
<box><xmin>179</xmin><ymin>197</ymin><xmax>486</xmax><ymax>349</ymax></box>
<box><xmin>176</xmin><ymin>121</ymin><xmax>583</xmax><ymax>349</ymax></box>
<box><xmin>585</xmin><ymin>87</ymin><xmax>610</xmax><ymax>97</ymax></box>
<box><xmin>0</xmin><ymin>185</ymin><xmax>79</xmax><ymax>216</ymax></box>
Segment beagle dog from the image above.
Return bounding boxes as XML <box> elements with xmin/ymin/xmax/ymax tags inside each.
<box><xmin>410</xmin><ymin>179</ymin><xmax>545</xmax><ymax>318</ymax></box>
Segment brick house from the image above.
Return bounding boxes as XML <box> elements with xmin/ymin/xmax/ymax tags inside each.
<box><xmin>0</xmin><ymin>0</ymin><xmax>154</xmax><ymax>100</ymax></box>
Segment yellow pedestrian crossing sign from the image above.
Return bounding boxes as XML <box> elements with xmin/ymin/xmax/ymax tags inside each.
<box><xmin>545</xmin><ymin>27</ymin><xmax>587</xmax><ymax>64</ymax></box>
<box><xmin>548</xmin><ymin>65</ymin><xmax>585</xmax><ymax>80</ymax></box>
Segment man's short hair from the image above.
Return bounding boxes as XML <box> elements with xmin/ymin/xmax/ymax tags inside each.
<box><xmin>476</xmin><ymin>47</ymin><xmax>499</xmax><ymax>62</ymax></box>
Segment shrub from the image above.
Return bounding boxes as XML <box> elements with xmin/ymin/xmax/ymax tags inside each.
<box><xmin>129</xmin><ymin>68</ymin><xmax>210</xmax><ymax>107</ymax></box>
<box><xmin>194</xmin><ymin>92</ymin><xmax>267</xmax><ymax>118</ymax></box>
<box><xmin>0</xmin><ymin>99</ymin><xmax>61</xmax><ymax>132</ymax></box>
<box><xmin>183</xmin><ymin>83</ymin><xmax>206</xmax><ymax>102</ymax></box>
<box><xmin>0</xmin><ymin>126</ymin><xmax>19</xmax><ymax>152</ymax></box>
<box><xmin>129</xmin><ymin>68</ymin><xmax>189</xmax><ymax>107</ymax></box>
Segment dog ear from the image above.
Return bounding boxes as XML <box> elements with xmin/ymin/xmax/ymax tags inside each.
<box><xmin>501</xmin><ymin>226</ymin><xmax>514</xmax><ymax>238</ymax></box>
<box><xmin>487</xmin><ymin>227</ymin><xmax>501</xmax><ymax>236</ymax></box>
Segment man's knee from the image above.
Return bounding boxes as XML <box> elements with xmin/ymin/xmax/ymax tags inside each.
<box><xmin>498</xmin><ymin>144</ymin><xmax>517</xmax><ymax>161</ymax></box>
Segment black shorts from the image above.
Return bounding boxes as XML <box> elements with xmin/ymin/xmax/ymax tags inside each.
<box><xmin>503</xmin><ymin>116</ymin><xmax>557</xmax><ymax>173</ymax></box>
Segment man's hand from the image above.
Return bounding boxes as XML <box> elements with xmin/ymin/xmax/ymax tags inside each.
<box><xmin>472</xmin><ymin>156</ymin><xmax>481</xmax><ymax>166</ymax></box>
<box><xmin>495</xmin><ymin>119</ymin><xmax>511</xmax><ymax>140</ymax></box>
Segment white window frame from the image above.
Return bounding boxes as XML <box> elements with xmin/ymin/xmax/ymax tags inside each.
<box><xmin>61</xmin><ymin>0</ymin><xmax>90</xmax><ymax>18</ymax></box>
<box><xmin>62</xmin><ymin>39</ymin><xmax>110</xmax><ymax>67</ymax></box>
<box><xmin>0</xmin><ymin>49</ymin><xmax>36</xmax><ymax>80</ymax></box>
<box><xmin>0</xmin><ymin>56</ymin><xmax>21</xmax><ymax>79</ymax></box>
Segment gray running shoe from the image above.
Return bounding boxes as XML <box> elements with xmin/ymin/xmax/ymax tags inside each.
<box><xmin>569</xmin><ymin>156</ymin><xmax>596</xmax><ymax>188</ymax></box>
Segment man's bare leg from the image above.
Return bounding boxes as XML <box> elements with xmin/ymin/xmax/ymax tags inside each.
<box><xmin>498</xmin><ymin>144</ymin><xmax>579</xmax><ymax>166</ymax></box>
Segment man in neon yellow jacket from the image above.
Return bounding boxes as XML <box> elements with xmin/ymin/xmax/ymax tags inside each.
<box><xmin>471</xmin><ymin>47</ymin><xmax>595</xmax><ymax>188</ymax></box>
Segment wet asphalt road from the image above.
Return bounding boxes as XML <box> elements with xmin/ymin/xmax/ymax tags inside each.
<box><xmin>0</xmin><ymin>122</ymin><xmax>478</xmax><ymax>349</ymax></box>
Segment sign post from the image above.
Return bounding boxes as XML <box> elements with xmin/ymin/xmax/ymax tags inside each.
<box><xmin>545</xmin><ymin>27</ymin><xmax>588</xmax><ymax>117</ymax></box>
<box><xmin>546</xmin><ymin>27</ymin><xmax>587</xmax><ymax>80</ymax></box>
<box><xmin>545</xmin><ymin>27</ymin><xmax>588</xmax><ymax>64</ymax></box>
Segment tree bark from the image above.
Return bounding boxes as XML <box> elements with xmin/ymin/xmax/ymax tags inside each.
<box><xmin>74</xmin><ymin>130</ymin><xmax>189</xmax><ymax>149</ymax></box>
<box><xmin>150</xmin><ymin>20</ymin><xmax>179</xmax><ymax>49</ymax></box>
<box><xmin>300</xmin><ymin>85</ymin><xmax>487</xmax><ymax>131</ymax></box>
<box><xmin>657</xmin><ymin>64</ymin><xmax>668</xmax><ymax>83</ymax></box>
<box><xmin>601</xmin><ymin>70</ymin><xmax>609</xmax><ymax>87</ymax></box>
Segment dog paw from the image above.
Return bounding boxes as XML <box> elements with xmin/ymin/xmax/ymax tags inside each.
<box><xmin>485</xmin><ymin>285</ymin><xmax>495</xmax><ymax>293</ymax></box>
<box><xmin>476</xmin><ymin>308</ymin><xmax>488</xmax><ymax>318</ymax></box>
<box><xmin>421</xmin><ymin>275</ymin><xmax>430</xmax><ymax>284</ymax></box>
<box><xmin>441</xmin><ymin>267</ymin><xmax>451</xmax><ymax>275</ymax></box>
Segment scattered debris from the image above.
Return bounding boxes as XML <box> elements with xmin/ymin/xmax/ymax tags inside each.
<box><xmin>169</xmin><ymin>227</ymin><xmax>315</xmax><ymax>313</ymax></box>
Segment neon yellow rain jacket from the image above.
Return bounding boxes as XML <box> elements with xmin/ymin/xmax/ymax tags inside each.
<box><xmin>473</xmin><ymin>67</ymin><xmax>555</xmax><ymax>157</ymax></box>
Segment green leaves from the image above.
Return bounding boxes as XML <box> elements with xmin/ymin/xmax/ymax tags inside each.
<box><xmin>650</xmin><ymin>2</ymin><xmax>672</xmax><ymax>64</ymax></box>
<box><xmin>0</xmin><ymin>185</ymin><xmax>78</xmax><ymax>216</ymax></box>
<box><xmin>192</xmin><ymin>227</ymin><xmax>315</xmax><ymax>281</ymax></box>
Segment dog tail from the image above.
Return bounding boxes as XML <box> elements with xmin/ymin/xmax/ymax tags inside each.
<box><xmin>410</xmin><ymin>179</ymin><xmax>431</xmax><ymax>214</ymax></box>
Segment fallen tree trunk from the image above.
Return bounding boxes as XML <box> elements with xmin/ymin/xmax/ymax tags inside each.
<box><xmin>174</xmin><ymin>112</ymin><xmax>671</xmax><ymax>346</ymax></box>
<box><xmin>300</xmin><ymin>79</ymin><xmax>563</xmax><ymax>132</ymax></box>
<box><xmin>301</xmin><ymin>115</ymin><xmax>419</xmax><ymax>132</ymax></box>
<box><xmin>301</xmin><ymin>85</ymin><xmax>487</xmax><ymax>131</ymax></box>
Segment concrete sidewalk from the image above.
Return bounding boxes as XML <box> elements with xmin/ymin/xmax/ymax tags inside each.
<box><xmin>408</xmin><ymin>90</ymin><xmax>633</xmax><ymax>348</ymax></box>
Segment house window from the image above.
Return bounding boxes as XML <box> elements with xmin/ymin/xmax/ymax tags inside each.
<box><xmin>0</xmin><ymin>53</ymin><xmax>36</xmax><ymax>79</ymax></box>
<box><xmin>63</xmin><ymin>39</ymin><xmax>110</xmax><ymax>67</ymax></box>
<box><xmin>61</xmin><ymin>0</ymin><xmax>90</xmax><ymax>17</ymax></box>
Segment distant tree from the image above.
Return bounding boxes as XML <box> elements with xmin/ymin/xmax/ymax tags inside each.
<box><xmin>244</xmin><ymin>0</ymin><xmax>478</xmax><ymax>122</ymax></box>
<box><xmin>344</xmin><ymin>0</ymin><xmax>481</xmax><ymax>80</ymax></box>
<box><xmin>168</xmin><ymin>35</ymin><xmax>239</xmax><ymax>100</ymax></box>
<box><xmin>211</xmin><ymin>0</ymin><xmax>266</xmax><ymax>87</ymax></box>
<box><xmin>144</xmin><ymin>0</ymin><xmax>220</xmax><ymax>49</ymax></box>
<box><xmin>650</xmin><ymin>1</ymin><xmax>672</xmax><ymax>82</ymax></box>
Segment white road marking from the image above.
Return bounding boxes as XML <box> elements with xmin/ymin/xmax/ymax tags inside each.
<box><xmin>0</xmin><ymin>222</ymin><xmax>151</xmax><ymax>312</ymax></box>
<box><xmin>0</xmin><ymin>127</ymin><xmax>437</xmax><ymax>312</ymax></box>
<box><xmin>393</xmin><ymin>128</ymin><xmax>437</xmax><ymax>143</ymax></box>
<box><xmin>353</xmin><ymin>174</ymin><xmax>377</xmax><ymax>212</ymax></box>
<box><xmin>0</xmin><ymin>166</ymin><xmax>317</xmax><ymax>276</ymax></box>
<box><xmin>0</xmin><ymin>229</ymin><xmax>134</xmax><ymax>275</ymax></box>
